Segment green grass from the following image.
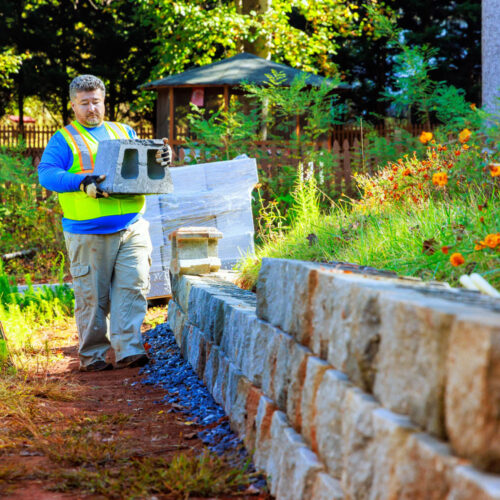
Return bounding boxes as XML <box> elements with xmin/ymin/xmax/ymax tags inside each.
<box><xmin>0</xmin><ymin>261</ymin><xmax>74</xmax><ymax>372</ymax></box>
<box><xmin>237</xmin><ymin>180</ymin><xmax>500</xmax><ymax>290</ymax></box>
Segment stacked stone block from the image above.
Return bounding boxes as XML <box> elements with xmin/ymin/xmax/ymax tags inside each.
<box><xmin>167</xmin><ymin>258</ymin><xmax>500</xmax><ymax>499</ymax></box>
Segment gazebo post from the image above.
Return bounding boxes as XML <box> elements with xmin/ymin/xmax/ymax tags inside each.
<box><xmin>169</xmin><ymin>87</ymin><xmax>174</xmax><ymax>143</ymax></box>
<box><xmin>223</xmin><ymin>85</ymin><xmax>229</xmax><ymax>110</ymax></box>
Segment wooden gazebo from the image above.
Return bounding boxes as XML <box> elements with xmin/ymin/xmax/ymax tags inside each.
<box><xmin>140</xmin><ymin>52</ymin><xmax>347</xmax><ymax>144</ymax></box>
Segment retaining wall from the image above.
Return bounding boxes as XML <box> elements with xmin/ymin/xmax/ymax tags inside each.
<box><xmin>167</xmin><ymin>258</ymin><xmax>500</xmax><ymax>499</ymax></box>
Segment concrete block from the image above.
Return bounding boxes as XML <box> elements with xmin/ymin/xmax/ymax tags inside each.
<box><xmin>341</xmin><ymin>387</ymin><xmax>379</xmax><ymax>498</ymax></box>
<box><xmin>446</xmin><ymin>313</ymin><xmax>500</xmax><ymax>471</ymax></box>
<box><xmin>286</xmin><ymin>341</ymin><xmax>313</xmax><ymax>432</ymax></box>
<box><xmin>374</xmin><ymin>293</ymin><xmax>455</xmax><ymax>438</ymax></box>
<box><xmin>167</xmin><ymin>300</ymin><xmax>186</xmax><ymax>346</ymax></box>
<box><xmin>449</xmin><ymin>465</ymin><xmax>500</xmax><ymax>500</ymax></box>
<box><xmin>315</xmin><ymin>369</ymin><xmax>352</xmax><ymax>478</ymax></box>
<box><xmin>186</xmin><ymin>325</ymin><xmax>206</xmax><ymax>376</ymax></box>
<box><xmin>276</xmin><ymin>428</ymin><xmax>324</xmax><ymax>500</ymax></box>
<box><xmin>267</xmin><ymin>411</ymin><xmax>289</xmax><ymax>495</ymax></box>
<box><xmin>169</xmin><ymin>226</ymin><xmax>223</xmax><ymax>275</ymax></box>
<box><xmin>244</xmin><ymin>386</ymin><xmax>264</xmax><ymax>451</ymax></box>
<box><xmin>301</xmin><ymin>356</ymin><xmax>331</xmax><ymax>453</ymax></box>
<box><xmin>93</xmin><ymin>139</ymin><xmax>173</xmax><ymax>194</ymax></box>
<box><xmin>393</xmin><ymin>432</ymin><xmax>459</xmax><ymax>499</ymax></box>
<box><xmin>213</xmin><ymin>352</ymin><xmax>229</xmax><ymax>407</ymax></box>
<box><xmin>310</xmin><ymin>472</ymin><xmax>345</xmax><ymax>500</ymax></box>
<box><xmin>203</xmin><ymin>344</ymin><xmax>219</xmax><ymax>392</ymax></box>
<box><xmin>253</xmin><ymin>395</ymin><xmax>277</xmax><ymax>473</ymax></box>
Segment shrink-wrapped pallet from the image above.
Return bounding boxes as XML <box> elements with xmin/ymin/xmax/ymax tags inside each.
<box><xmin>143</xmin><ymin>156</ymin><xmax>258</xmax><ymax>298</ymax></box>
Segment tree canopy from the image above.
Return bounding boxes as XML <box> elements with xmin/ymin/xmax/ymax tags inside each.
<box><xmin>0</xmin><ymin>0</ymin><xmax>482</xmax><ymax>125</ymax></box>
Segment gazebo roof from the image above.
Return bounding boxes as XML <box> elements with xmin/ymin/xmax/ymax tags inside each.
<box><xmin>140</xmin><ymin>52</ymin><xmax>347</xmax><ymax>89</ymax></box>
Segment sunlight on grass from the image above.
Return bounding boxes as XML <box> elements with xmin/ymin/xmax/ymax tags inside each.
<box><xmin>237</xmin><ymin>176</ymin><xmax>500</xmax><ymax>291</ymax></box>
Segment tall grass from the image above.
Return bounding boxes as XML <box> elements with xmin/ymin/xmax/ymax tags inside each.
<box><xmin>0</xmin><ymin>259</ymin><xmax>74</xmax><ymax>371</ymax></box>
<box><xmin>236</xmin><ymin>177</ymin><xmax>499</xmax><ymax>290</ymax></box>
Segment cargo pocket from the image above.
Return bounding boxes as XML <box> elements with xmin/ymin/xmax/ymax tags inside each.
<box><xmin>70</xmin><ymin>265</ymin><xmax>90</xmax><ymax>279</ymax></box>
<box><xmin>70</xmin><ymin>265</ymin><xmax>92</xmax><ymax>316</ymax></box>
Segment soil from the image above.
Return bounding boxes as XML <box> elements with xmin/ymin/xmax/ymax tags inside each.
<box><xmin>1</xmin><ymin>317</ymin><xmax>271</xmax><ymax>500</ymax></box>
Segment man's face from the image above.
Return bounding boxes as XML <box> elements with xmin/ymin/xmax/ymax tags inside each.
<box><xmin>71</xmin><ymin>89</ymin><xmax>105</xmax><ymax>128</ymax></box>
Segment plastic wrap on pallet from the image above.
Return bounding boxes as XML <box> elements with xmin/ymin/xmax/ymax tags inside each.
<box><xmin>143</xmin><ymin>157</ymin><xmax>258</xmax><ymax>297</ymax></box>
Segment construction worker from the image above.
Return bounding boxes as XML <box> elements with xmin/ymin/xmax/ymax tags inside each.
<box><xmin>38</xmin><ymin>74</ymin><xmax>171</xmax><ymax>372</ymax></box>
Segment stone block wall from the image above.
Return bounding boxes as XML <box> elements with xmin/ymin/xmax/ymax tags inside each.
<box><xmin>167</xmin><ymin>259</ymin><xmax>500</xmax><ymax>499</ymax></box>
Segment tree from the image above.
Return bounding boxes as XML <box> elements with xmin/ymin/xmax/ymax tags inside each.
<box><xmin>482</xmin><ymin>0</ymin><xmax>500</xmax><ymax>113</ymax></box>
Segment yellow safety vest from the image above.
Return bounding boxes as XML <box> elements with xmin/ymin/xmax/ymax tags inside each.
<box><xmin>58</xmin><ymin>120</ymin><xmax>145</xmax><ymax>221</ymax></box>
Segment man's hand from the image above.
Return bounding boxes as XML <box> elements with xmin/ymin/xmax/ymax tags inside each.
<box><xmin>155</xmin><ymin>138</ymin><xmax>172</xmax><ymax>168</ymax></box>
<box><xmin>80</xmin><ymin>175</ymin><xmax>109</xmax><ymax>198</ymax></box>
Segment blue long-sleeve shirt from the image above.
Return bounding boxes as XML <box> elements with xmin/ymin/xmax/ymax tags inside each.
<box><xmin>38</xmin><ymin>122</ymin><xmax>142</xmax><ymax>234</ymax></box>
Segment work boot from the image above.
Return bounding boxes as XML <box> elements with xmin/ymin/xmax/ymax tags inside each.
<box><xmin>79</xmin><ymin>360</ymin><xmax>113</xmax><ymax>372</ymax></box>
<box><xmin>115</xmin><ymin>354</ymin><xmax>149</xmax><ymax>369</ymax></box>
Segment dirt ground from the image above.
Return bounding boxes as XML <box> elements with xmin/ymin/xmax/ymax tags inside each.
<box><xmin>0</xmin><ymin>309</ymin><xmax>270</xmax><ymax>500</ymax></box>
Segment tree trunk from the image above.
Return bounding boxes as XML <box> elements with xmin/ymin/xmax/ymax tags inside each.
<box><xmin>236</xmin><ymin>0</ymin><xmax>271</xmax><ymax>59</ymax></box>
<box><xmin>17</xmin><ymin>69</ymin><xmax>24</xmax><ymax>138</ymax></box>
<box><xmin>482</xmin><ymin>0</ymin><xmax>500</xmax><ymax>113</ymax></box>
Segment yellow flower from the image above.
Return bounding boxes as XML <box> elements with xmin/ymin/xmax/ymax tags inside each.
<box><xmin>432</xmin><ymin>172</ymin><xmax>448</xmax><ymax>187</ymax></box>
<box><xmin>419</xmin><ymin>131</ymin><xmax>433</xmax><ymax>144</ymax></box>
<box><xmin>462</xmin><ymin>144</ymin><xmax>470</xmax><ymax>150</ymax></box>
<box><xmin>450</xmin><ymin>253</ymin><xmax>465</xmax><ymax>266</ymax></box>
<box><xmin>489</xmin><ymin>163</ymin><xmax>500</xmax><ymax>177</ymax></box>
<box><xmin>458</xmin><ymin>128</ymin><xmax>471</xmax><ymax>143</ymax></box>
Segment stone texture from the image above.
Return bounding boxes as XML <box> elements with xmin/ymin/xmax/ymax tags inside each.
<box><xmin>275</xmin><ymin>427</ymin><xmax>324</xmax><ymax>500</ymax></box>
<box><xmin>449</xmin><ymin>465</ymin><xmax>500</xmax><ymax>500</ymax></box>
<box><xmin>267</xmin><ymin>410</ymin><xmax>289</xmax><ymax>496</ymax></box>
<box><xmin>374</xmin><ymin>293</ymin><xmax>456</xmax><ymax>437</ymax></box>
<box><xmin>393</xmin><ymin>432</ymin><xmax>459</xmax><ymax>499</ymax></box>
<box><xmin>167</xmin><ymin>299</ymin><xmax>186</xmax><ymax>345</ymax></box>
<box><xmin>341</xmin><ymin>387</ymin><xmax>379</xmax><ymax>498</ymax></box>
<box><xmin>300</xmin><ymin>356</ymin><xmax>331</xmax><ymax>453</ymax></box>
<box><xmin>253</xmin><ymin>395</ymin><xmax>277</xmax><ymax>473</ymax></box>
<box><xmin>310</xmin><ymin>472</ymin><xmax>345</xmax><ymax>500</ymax></box>
<box><xmin>314</xmin><ymin>369</ymin><xmax>352</xmax><ymax>478</ymax></box>
<box><xmin>93</xmin><ymin>138</ymin><xmax>173</xmax><ymax>194</ymax></box>
<box><xmin>446</xmin><ymin>313</ymin><xmax>500</xmax><ymax>471</ymax></box>
<box><xmin>169</xmin><ymin>226</ymin><xmax>223</xmax><ymax>275</ymax></box>
<box><xmin>286</xmin><ymin>341</ymin><xmax>313</xmax><ymax>433</ymax></box>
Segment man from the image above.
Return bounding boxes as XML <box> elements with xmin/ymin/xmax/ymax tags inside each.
<box><xmin>38</xmin><ymin>74</ymin><xmax>171</xmax><ymax>372</ymax></box>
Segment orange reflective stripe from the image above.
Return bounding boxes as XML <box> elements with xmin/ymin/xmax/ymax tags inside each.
<box><xmin>63</xmin><ymin>129</ymin><xmax>85</xmax><ymax>172</ymax></box>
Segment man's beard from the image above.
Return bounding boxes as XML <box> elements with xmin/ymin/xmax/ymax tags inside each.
<box><xmin>86</xmin><ymin>114</ymin><xmax>101</xmax><ymax>125</ymax></box>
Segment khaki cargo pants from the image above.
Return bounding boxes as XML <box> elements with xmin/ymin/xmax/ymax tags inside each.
<box><xmin>64</xmin><ymin>218</ymin><xmax>152</xmax><ymax>368</ymax></box>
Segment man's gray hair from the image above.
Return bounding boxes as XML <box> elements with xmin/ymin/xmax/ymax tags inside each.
<box><xmin>69</xmin><ymin>75</ymin><xmax>106</xmax><ymax>101</ymax></box>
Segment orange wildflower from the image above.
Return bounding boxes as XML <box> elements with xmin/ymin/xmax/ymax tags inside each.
<box><xmin>470</xmin><ymin>103</ymin><xmax>477</xmax><ymax>110</ymax></box>
<box><xmin>432</xmin><ymin>172</ymin><xmax>448</xmax><ymax>187</ymax></box>
<box><xmin>450</xmin><ymin>253</ymin><xmax>465</xmax><ymax>266</ymax></box>
<box><xmin>419</xmin><ymin>131</ymin><xmax>433</xmax><ymax>144</ymax></box>
<box><xmin>462</xmin><ymin>144</ymin><xmax>470</xmax><ymax>150</ymax></box>
<box><xmin>441</xmin><ymin>246</ymin><xmax>450</xmax><ymax>254</ymax></box>
<box><xmin>458</xmin><ymin>128</ymin><xmax>472</xmax><ymax>143</ymax></box>
<box><xmin>402</xmin><ymin>168</ymin><xmax>411</xmax><ymax>176</ymax></box>
<box><xmin>454</xmin><ymin>150</ymin><xmax>461</xmax><ymax>157</ymax></box>
<box><xmin>481</xmin><ymin>233</ymin><xmax>500</xmax><ymax>249</ymax></box>
<box><xmin>480</xmin><ymin>216</ymin><xmax>485</xmax><ymax>223</ymax></box>
<box><xmin>488</xmin><ymin>163</ymin><xmax>500</xmax><ymax>177</ymax></box>
<box><xmin>475</xmin><ymin>243</ymin><xmax>485</xmax><ymax>251</ymax></box>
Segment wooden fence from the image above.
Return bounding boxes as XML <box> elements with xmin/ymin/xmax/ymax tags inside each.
<box><xmin>0</xmin><ymin>123</ymin><xmax>429</xmax><ymax>195</ymax></box>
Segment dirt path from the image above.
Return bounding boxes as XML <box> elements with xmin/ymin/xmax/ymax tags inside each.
<box><xmin>1</xmin><ymin>311</ymin><xmax>269</xmax><ymax>499</ymax></box>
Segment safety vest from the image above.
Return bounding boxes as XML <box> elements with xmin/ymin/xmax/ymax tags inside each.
<box><xmin>58</xmin><ymin>120</ymin><xmax>145</xmax><ymax>221</ymax></box>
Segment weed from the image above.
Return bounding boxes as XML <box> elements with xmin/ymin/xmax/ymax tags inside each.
<box><xmin>52</xmin><ymin>452</ymin><xmax>255</xmax><ymax>499</ymax></box>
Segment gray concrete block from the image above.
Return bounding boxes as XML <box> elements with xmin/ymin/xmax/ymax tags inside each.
<box><xmin>93</xmin><ymin>139</ymin><xmax>173</xmax><ymax>194</ymax></box>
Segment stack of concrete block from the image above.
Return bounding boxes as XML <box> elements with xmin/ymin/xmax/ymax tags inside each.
<box><xmin>167</xmin><ymin>258</ymin><xmax>500</xmax><ymax>499</ymax></box>
<box><xmin>143</xmin><ymin>157</ymin><xmax>258</xmax><ymax>297</ymax></box>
